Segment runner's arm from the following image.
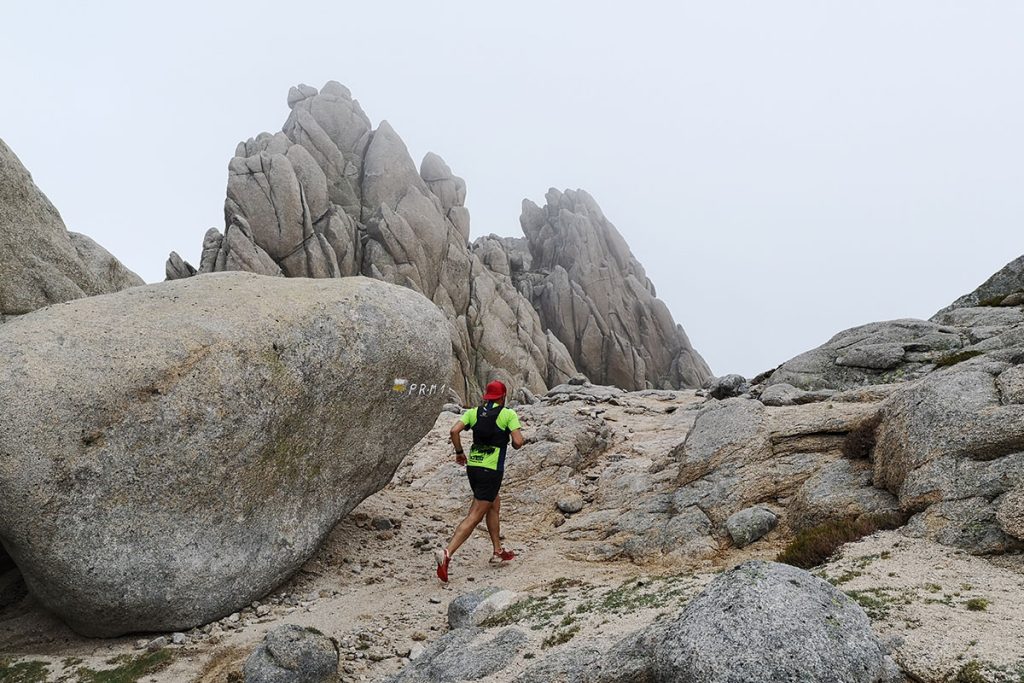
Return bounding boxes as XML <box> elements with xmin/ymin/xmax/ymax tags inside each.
<box><xmin>510</xmin><ymin>428</ymin><xmax>524</xmax><ymax>449</ymax></box>
<box><xmin>450</xmin><ymin>421</ymin><xmax>467</xmax><ymax>465</ymax></box>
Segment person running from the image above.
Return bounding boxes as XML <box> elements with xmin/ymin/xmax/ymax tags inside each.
<box><xmin>435</xmin><ymin>380</ymin><xmax>524</xmax><ymax>582</ymax></box>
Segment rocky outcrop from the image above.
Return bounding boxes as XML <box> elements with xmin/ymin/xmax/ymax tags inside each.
<box><xmin>765</xmin><ymin>257</ymin><xmax>1024</xmax><ymax>394</ymax></box>
<box><xmin>166</xmin><ymin>82</ymin><xmax>578</xmax><ymax>399</ymax></box>
<box><xmin>935</xmin><ymin>253</ymin><xmax>1024</xmax><ymax>314</ymax></box>
<box><xmin>512</xmin><ymin>189</ymin><xmax>711</xmax><ymax>390</ymax></box>
<box><xmin>0</xmin><ymin>272</ymin><xmax>451</xmax><ymax>636</ymax></box>
<box><xmin>765</xmin><ymin>319</ymin><xmax>964</xmax><ymax>391</ymax></box>
<box><xmin>873</xmin><ymin>349</ymin><xmax>1024</xmax><ymax>554</ymax></box>
<box><xmin>167</xmin><ymin>83</ymin><xmax>708</xmax><ymax>398</ymax></box>
<box><xmin>0</xmin><ymin>139</ymin><xmax>142</xmax><ymax>318</ymax></box>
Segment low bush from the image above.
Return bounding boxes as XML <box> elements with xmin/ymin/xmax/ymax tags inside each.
<box><xmin>965</xmin><ymin>597</ymin><xmax>991</xmax><ymax>612</ymax></box>
<box><xmin>777</xmin><ymin>513</ymin><xmax>905</xmax><ymax>569</ymax></box>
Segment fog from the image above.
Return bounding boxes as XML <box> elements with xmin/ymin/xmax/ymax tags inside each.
<box><xmin>3</xmin><ymin>1</ymin><xmax>1022</xmax><ymax>376</ymax></box>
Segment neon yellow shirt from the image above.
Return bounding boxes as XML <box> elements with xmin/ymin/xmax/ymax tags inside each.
<box><xmin>461</xmin><ymin>405</ymin><xmax>521</xmax><ymax>471</ymax></box>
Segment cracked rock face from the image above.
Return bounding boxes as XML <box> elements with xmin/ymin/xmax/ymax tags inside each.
<box><xmin>167</xmin><ymin>82</ymin><xmax>709</xmax><ymax>397</ymax></box>
<box><xmin>0</xmin><ymin>273</ymin><xmax>451</xmax><ymax>636</ymax></box>
<box><xmin>513</xmin><ymin>188</ymin><xmax>711</xmax><ymax>391</ymax></box>
<box><xmin>0</xmin><ymin>138</ymin><xmax>142</xmax><ymax>318</ymax></box>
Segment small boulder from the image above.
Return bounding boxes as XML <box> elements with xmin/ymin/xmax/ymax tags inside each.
<box><xmin>725</xmin><ymin>507</ymin><xmax>778</xmax><ymax>547</ymax></box>
<box><xmin>556</xmin><ymin>494</ymin><xmax>584</xmax><ymax>514</ymax></box>
<box><xmin>706</xmin><ymin>374</ymin><xmax>749</xmax><ymax>399</ymax></box>
<box><xmin>244</xmin><ymin>624</ymin><xmax>338</xmax><ymax>683</ymax></box>
<box><xmin>448</xmin><ymin>587</ymin><xmax>520</xmax><ymax>629</ymax></box>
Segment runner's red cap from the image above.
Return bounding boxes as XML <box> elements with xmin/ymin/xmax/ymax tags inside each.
<box><xmin>482</xmin><ymin>380</ymin><xmax>506</xmax><ymax>401</ymax></box>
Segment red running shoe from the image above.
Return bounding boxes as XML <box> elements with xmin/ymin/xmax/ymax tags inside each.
<box><xmin>489</xmin><ymin>548</ymin><xmax>515</xmax><ymax>565</ymax></box>
<box><xmin>434</xmin><ymin>547</ymin><xmax>450</xmax><ymax>582</ymax></box>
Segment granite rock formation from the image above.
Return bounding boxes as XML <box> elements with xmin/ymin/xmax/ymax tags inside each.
<box><xmin>765</xmin><ymin>254</ymin><xmax>1024</xmax><ymax>394</ymax></box>
<box><xmin>167</xmin><ymin>82</ymin><xmax>709</xmax><ymax>398</ymax></box>
<box><xmin>0</xmin><ymin>138</ymin><xmax>142</xmax><ymax>319</ymax></box>
<box><xmin>0</xmin><ymin>272</ymin><xmax>450</xmax><ymax>636</ymax></box>
<box><xmin>512</xmin><ymin>189</ymin><xmax>711</xmax><ymax>390</ymax></box>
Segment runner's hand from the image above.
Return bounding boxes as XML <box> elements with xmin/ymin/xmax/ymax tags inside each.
<box><xmin>455</xmin><ymin>453</ymin><xmax>467</xmax><ymax>466</ymax></box>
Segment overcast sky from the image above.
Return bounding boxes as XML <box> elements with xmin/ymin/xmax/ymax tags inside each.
<box><xmin>3</xmin><ymin>2</ymin><xmax>1022</xmax><ymax>377</ymax></box>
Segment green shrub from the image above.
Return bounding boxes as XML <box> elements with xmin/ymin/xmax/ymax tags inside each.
<box><xmin>0</xmin><ymin>658</ymin><xmax>49</xmax><ymax>683</ymax></box>
<box><xmin>954</xmin><ymin>660</ymin><xmax>990</xmax><ymax>683</ymax></box>
<box><xmin>965</xmin><ymin>597</ymin><xmax>991</xmax><ymax>612</ymax></box>
<box><xmin>75</xmin><ymin>650</ymin><xmax>174</xmax><ymax>683</ymax></box>
<box><xmin>842</xmin><ymin>413</ymin><xmax>882</xmax><ymax>460</ymax></box>
<box><xmin>777</xmin><ymin>514</ymin><xmax>904</xmax><ymax>569</ymax></box>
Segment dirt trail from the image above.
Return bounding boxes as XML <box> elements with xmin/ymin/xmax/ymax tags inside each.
<box><xmin>2</xmin><ymin>391</ymin><xmax>1022</xmax><ymax>682</ymax></box>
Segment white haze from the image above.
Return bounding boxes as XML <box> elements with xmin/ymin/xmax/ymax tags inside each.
<box><xmin>2</xmin><ymin>1</ymin><xmax>1022</xmax><ymax>378</ymax></box>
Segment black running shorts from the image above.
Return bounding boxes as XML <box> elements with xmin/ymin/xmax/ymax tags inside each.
<box><xmin>466</xmin><ymin>466</ymin><xmax>503</xmax><ymax>502</ymax></box>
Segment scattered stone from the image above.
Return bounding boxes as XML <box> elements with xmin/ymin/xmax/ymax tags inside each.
<box><xmin>171</xmin><ymin>632</ymin><xmax>187</xmax><ymax>645</ymax></box>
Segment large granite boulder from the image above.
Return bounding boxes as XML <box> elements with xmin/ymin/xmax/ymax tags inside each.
<box><xmin>0</xmin><ymin>138</ymin><xmax>142</xmax><ymax>318</ymax></box>
<box><xmin>167</xmin><ymin>82</ymin><xmax>579</xmax><ymax>400</ymax></box>
<box><xmin>650</xmin><ymin>561</ymin><xmax>900</xmax><ymax>682</ymax></box>
<box><xmin>873</xmin><ymin>350</ymin><xmax>1024</xmax><ymax>554</ymax></box>
<box><xmin>515</xmin><ymin>562</ymin><xmax>900</xmax><ymax>683</ymax></box>
<box><xmin>514</xmin><ymin>189</ymin><xmax>711</xmax><ymax>390</ymax></box>
<box><xmin>0</xmin><ymin>272</ymin><xmax>451</xmax><ymax>636</ymax></box>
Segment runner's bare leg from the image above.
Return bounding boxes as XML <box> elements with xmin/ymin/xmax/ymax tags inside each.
<box><xmin>485</xmin><ymin>495</ymin><xmax>502</xmax><ymax>554</ymax></box>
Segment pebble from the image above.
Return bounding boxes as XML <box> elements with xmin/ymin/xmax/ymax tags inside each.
<box><xmin>171</xmin><ymin>632</ymin><xmax>187</xmax><ymax>645</ymax></box>
<box><xmin>428</xmin><ymin>597</ymin><xmax>442</xmax><ymax>604</ymax></box>
<box><xmin>226</xmin><ymin>612</ymin><xmax>240</xmax><ymax>624</ymax></box>
<box><xmin>134</xmin><ymin>639</ymin><xmax>149</xmax><ymax>650</ymax></box>
<box><xmin>255</xmin><ymin>605</ymin><xmax>271</xmax><ymax>617</ymax></box>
